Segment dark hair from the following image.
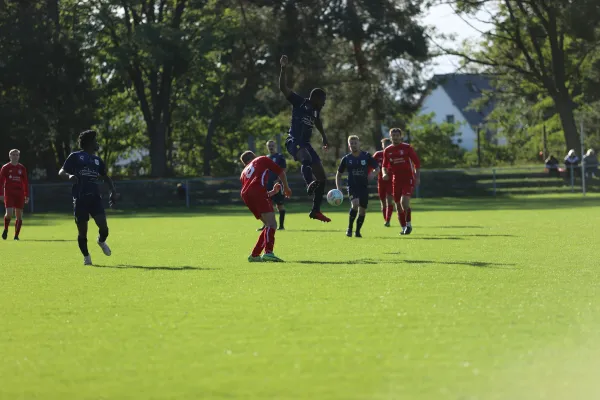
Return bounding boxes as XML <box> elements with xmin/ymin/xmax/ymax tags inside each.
<box><xmin>78</xmin><ymin>130</ymin><xmax>97</xmax><ymax>150</ymax></box>
<box><xmin>240</xmin><ymin>150</ymin><xmax>256</xmax><ymax>165</ymax></box>
<box><xmin>381</xmin><ymin>138</ymin><xmax>392</xmax><ymax>145</ymax></box>
<box><xmin>309</xmin><ymin>88</ymin><xmax>326</xmax><ymax>100</ymax></box>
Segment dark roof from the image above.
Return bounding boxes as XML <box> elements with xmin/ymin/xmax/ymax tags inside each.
<box><xmin>432</xmin><ymin>73</ymin><xmax>495</xmax><ymax>128</ymax></box>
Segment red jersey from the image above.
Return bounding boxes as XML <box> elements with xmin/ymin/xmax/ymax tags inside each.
<box><xmin>382</xmin><ymin>143</ymin><xmax>420</xmax><ymax>176</ymax></box>
<box><xmin>0</xmin><ymin>163</ymin><xmax>28</xmax><ymax>196</ymax></box>
<box><xmin>373</xmin><ymin>150</ymin><xmax>385</xmax><ymax>181</ymax></box>
<box><xmin>240</xmin><ymin>156</ymin><xmax>284</xmax><ymax>196</ymax></box>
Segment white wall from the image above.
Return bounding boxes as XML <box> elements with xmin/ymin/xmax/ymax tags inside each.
<box><xmin>418</xmin><ymin>87</ymin><xmax>477</xmax><ymax>151</ymax></box>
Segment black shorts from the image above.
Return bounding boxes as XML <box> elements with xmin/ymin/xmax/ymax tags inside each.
<box><xmin>73</xmin><ymin>195</ymin><xmax>105</xmax><ymax>224</ymax></box>
<box><xmin>348</xmin><ymin>187</ymin><xmax>369</xmax><ymax>208</ymax></box>
<box><xmin>271</xmin><ymin>191</ymin><xmax>285</xmax><ymax>206</ymax></box>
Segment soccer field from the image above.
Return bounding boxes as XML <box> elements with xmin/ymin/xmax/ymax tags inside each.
<box><xmin>1</xmin><ymin>195</ymin><xmax>599</xmax><ymax>400</ymax></box>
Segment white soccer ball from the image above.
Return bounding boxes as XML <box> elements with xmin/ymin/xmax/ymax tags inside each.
<box><xmin>327</xmin><ymin>189</ymin><xmax>344</xmax><ymax>206</ymax></box>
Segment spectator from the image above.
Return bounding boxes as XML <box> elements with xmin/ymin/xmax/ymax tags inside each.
<box><xmin>544</xmin><ymin>154</ymin><xmax>560</xmax><ymax>177</ymax></box>
<box><xmin>583</xmin><ymin>149</ymin><xmax>598</xmax><ymax>179</ymax></box>
<box><xmin>177</xmin><ymin>182</ymin><xmax>187</xmax><ymax>200</ymax></box>
<box><xmin>564</xmin><ymin>149</ymin><xmax>580</xmax><ymax>176</ymax></box>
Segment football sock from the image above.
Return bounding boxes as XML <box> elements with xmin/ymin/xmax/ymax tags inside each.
<box><xmin>77</xmin><ymin>235</ymin><xmax>89</xmax><ymax>257</ymax></box>
<box><xmin>98</xmin><ymin>227</ymin><xmax>109</xmax><ymax>243</ymax></box>
<box><xmin>264</xmin><ymin>226</ymin><xmax>276</xmax><ymax>254</ymax></box>
<box><xmin>381</xmin><ymin>207</ymin><xmax>386</xmax><ymax>221</ymax></box>
<box><xmin>279</xmin><ymin>210</ymin><xmax>286</xmax><ymax>228</ymax></box>
<box><xmin>312</xmin><ymin>182</ymin><xmax>324</xmax><ymax>212</ymax></box>
<box><xmin>386</xmin><ymin>205</ymin><xmax>394</xmax><ymax>222</ymax></box>
<box><xmin>406</xmin><ymin>208</ymin><xmax>412</xmax><ymax>225</ymax></box>
<box><xmin>15</xmin><ymin>219</ymin><xmax>22</xmax><ymax>237</ymax></box>
<box><xmin>398</xmin><ymin>211</ymin><xmax>407</xmax><ymax>228</ymax></box>
<box><xmin>348</xmin><ymin>209</ymin><xmax>358</xmax><ymax>230</ymax></box>
<box><xmin>252</xmin><ymin>230</ymin><xmax>266</xmax><ymax>257</ymax></box>
<box><xmin>4</xmin><ymin>216</ymin><xmax>10</xmax><ymax>231</ymax></box>
<box><xmin>301</xmin><ymin>164</ymin><xmax>313</xmax><ymax>186</ymax></box>
<box><xmin>356</xmin><ymin>215</ymin><xmax>365</xmax><ymax>233</ymax></box>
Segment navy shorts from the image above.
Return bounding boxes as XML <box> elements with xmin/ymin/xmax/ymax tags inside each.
<box><xmin>271</xmin><ymin>191</ymin><xmax>285</xmax><ymax>206</ymax></box>
<box><xmin>285</xmin><ymin>138</ymin><xmax>321</xmax><ymax>164</ymax></box>
<box><xmin>73</xmin><ymin>195</ymin><xmax>105</xmax><ymax>224</ymax></box>
<box><xmin>349</xmin><ymin>187</ymin><xmax>369</xmax><ymax>208</ymax></box>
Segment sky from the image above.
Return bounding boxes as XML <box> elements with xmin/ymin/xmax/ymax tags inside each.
<box><xmin>422</xmin><ymin>3</ymin><xmax>492</xmax><ymax>74</ymax></box>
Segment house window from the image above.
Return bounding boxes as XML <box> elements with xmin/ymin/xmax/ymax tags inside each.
<box><xmin>446</xmin><ymin>115</ymin><xmax>455</xmax><ymax>123</ymax></box>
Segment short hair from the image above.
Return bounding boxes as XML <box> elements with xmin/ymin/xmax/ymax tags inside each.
<box><xmin>78</xmin><ymin>130</ymin><xmax>97</xmax><ymax>149</ymax></box>
<box><xmin>381</xmin><ymin>138</ymin><xmax>391</xmax><ymax>146</ymax></box>
<box><xmin>348</xmin><ymin>135</ymin><xmax>360</xmax><ymax>142</ymax></box>
<box><xmin>587</xmin><ymin>149</ymin><xmax>595</xmax><ymax>156</ymax></box>
<box><xmin>266</xmin><ymin>140</ymin><xmax>276</xmax><ymax>146</ymax></box>
<box><xmin>9</xmin><ymin>149</ymin><xmax>20</xmax><ymax>156</ymax></box>
<box><xmin>389</xmin><ymin>128</ymin><xmax>402</xmax><ymax>135</ymax></box>
<box><xmin>240</xmin><ymin>151</ymin><xmax>256</xmax><ymax>165</ymax></box>
<box><xmin>309</xmin><ymin>88</ymin><xmax>326</xmax><ymax>100</ymax></box>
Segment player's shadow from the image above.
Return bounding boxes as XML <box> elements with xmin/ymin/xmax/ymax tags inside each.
<box><xmin>295</xmin><ymin>259</ymin><xmax>396</xmax><ymax>265</ymax></box>
<box><xmin>290</xmin><ymin>229</ymin><xmax>343</xmax><ymax>233</ymax></box>
<box><xmin>24</xmin><ymin>239</ymin><xmax>75</xmax><ymax>242</ymax></box>
<box><xmin>403</xmin><ymin>260</ymin><xmax>515</xmax><ymax>269</ymax></box>
<box><xmin>93</xmin><ymin>264</ymin><xmax>217</xmax><ymax>271</ymax></box>
<box><xmin>375</xmin><ymin>236</ymin><xmax>465</xmax><ymax>240</ymax></box>
<box><xmin>436</xmin><ymin>234</ymin><xmax>517</xmax><ymax>238</ymax></box>
<box><xmin>424</xmin><ymin>226</ymin><xmax>485</xmax><ymax>229</ymax></box>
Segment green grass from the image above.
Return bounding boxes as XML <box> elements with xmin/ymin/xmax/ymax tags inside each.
<box><xmin>1</xmin><ymin>195</ymin><xmax>600</xmax><ymax>399</ymax></box>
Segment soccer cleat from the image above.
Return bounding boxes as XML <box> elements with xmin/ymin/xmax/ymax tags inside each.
<box><xmin>400</xmin><ymin>227</ymin><xmax>407</xmax><ymax>235</ymax></box>
<box><xmin>404</xmin><ymin>225</ymin><xmax>413</xmax><ymax>235</ymax></box>
<box><xmin>84</xmin><ymin>255</ymin><xmax>92</xmax><ymax>266</ymax></box>
<box><xmin>309</xmin><ymin>210</ymin><xmax>331</xmax><ymax>223</ymax></box>
<box><xmin>1</xmin><ymin>229</ymin><xmax>7</xmax><ymax>240</ymax></box>
<box><xmin>13</xmin><ymin>236</ymin><xmax>19</xmax><ymax>241</ymax></box>
<box><xmin>384</xmin><ymin>221</ymin><xmax>390</xmax><ymax>227</ymax></box>
<box><xmin>248</xmin><ymin>255</ymin><xmax>263</xmax><ymax>262</ymax></box>
<box><xmin>307</xmin><ymin>180</ymin><xmax>319</xmax><ymax>196</ymax></box>
<box><xmin>257</xmin><ymin>225</ymin><xmax>265</xmax><ymax>232</ymax></box>
<box><xmin>262</xmin><ymin>253</ymin><xmax>284</xmax><ymax>262</ymax></box>
<box><xmin>97</xmin><ymin>238</ymin><xmax>112</xmax><ymax>256</ymax></box>
<box><xmin>346</xmin><ymin>229</ymin><xmax>352</xmax><ymax>237</ymax></box>
<box><xmin>355</xmin><ymin>232</ymin><xmax>362</xmax><ymax>238</ymax></box>
<box><xmin>278</xmin><ymin>226</ymin><xmax>285</xmax><ymax>231</ymax></box>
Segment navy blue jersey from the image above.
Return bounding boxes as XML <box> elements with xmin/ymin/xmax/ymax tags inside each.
<box><xmin>286</xmin><ymin>91</ymin><xmax>320</xmax><ymax>143</ymax></box>
<box><xmin>267</xmin><ymin>153</ymin><xmax>287</xmax><ymax>188</ymax></box>
<box><xmin>62</xmin><ymin>150</ymin><xmax>106</xmax><ymax>198</ymax></box>
<box><xmin>338</xmin><ymin>151</ymin><xmax>379</xmax><ymax>189</ymax></box>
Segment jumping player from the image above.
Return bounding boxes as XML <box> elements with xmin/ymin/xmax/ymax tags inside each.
<box><xmin>58</xmin><ymin>130</ymin><xmax>118</xmax><ymax>265</ymax></box>
<box><xmin>0</xmin><ymin>149</ymin><xmax>29</xmax><ymax>240</ymax></box>
<box><xmin>382</xmin><ymin>128</ymin><xmax>420</xmax><ymax>235</ymax></box>
<box><xmin>373</xmin><ymin>138</ymin><xmax>394</xmax><ymax>227</ymax></box>
<box><xmin>258</xmin><ymin>140</ymin><xmax>287</xmax><ymax>231</ymax></box>
<box><xmin>279</xmin><ymin>54</ymin><xmax>331</xmax><ymax>223</ymax></box>
<box><xmin>335</xmin><ymin>135</ymin><xmax>379</xmax><ymax>238</ymax></box>
<box><xmin>240</xmin><ymin>150</ymin><xmax>292</xmax><ymax>262</ymax></box>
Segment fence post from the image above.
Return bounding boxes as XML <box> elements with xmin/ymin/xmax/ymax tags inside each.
<box><xmin>492</xmin><ymin>169</ymin><xmax>497</xmax><ymax>197</ymax></box>
<box><xmin>185</xmin><ymin>180</ymin><xmax>190</xmax><ymax>208</ymax></box>
<box><xmin>570</xmin><ymin>165</ymin><xmax>575</xmax><ymax>192</ymax></box>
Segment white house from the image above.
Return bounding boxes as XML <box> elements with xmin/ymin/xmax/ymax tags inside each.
<box><xmin>418</xmin><ymin>74</ymin><xmax>496</xmax><ymax>151</ymax></box>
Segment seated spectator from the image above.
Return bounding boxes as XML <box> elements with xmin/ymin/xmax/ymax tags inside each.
<box><xmin>564</xmin><ymin>149</ymin><xmax>580</xmax><ymax>175</ymax></box>
<box><xmin>545</xmin><ymin>155</ymin><xmax>560</xmax><ymax>177</ymax></box>
<box><xmin>583</xmin><ymin>149</ymin><xmax>598</xmax><ymax>179</ymax></box>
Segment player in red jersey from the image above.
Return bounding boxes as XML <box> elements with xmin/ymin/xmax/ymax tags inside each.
<box><xmin>372</xmin><ymin>138</ymin><xmax>394</xmax><ymax>227</ymax></box>
<box><xmin>240</xmin><ymin>150</ymin><xmax>292</xmax><ymax>262</ymax></box>
<box><xmin>382</xmin><ymin>128</ymin><xmax>420</xmax><ymax>235</ymax></box>
<box><xmin>0</xmin><ymin>149</ymin><xmax>29</xmax><ymax>240</ymax></box>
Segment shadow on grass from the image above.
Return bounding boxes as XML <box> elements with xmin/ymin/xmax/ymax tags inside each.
<box><xmin>295</xmin><ymin>259</ymin><xmax>394</xmax><ymax>265</ymax></box>
<box><xmin>93</xmin><ymin>264</ymin><xmax>217</xmax><ymax>271</ymax></box>
<box><xmin>403</xmin><ymin>260</ymin><xmax>515</xmax><ymax>269</ymax></box>
<box><xmin>414</xmin><ymin>195</ymin><xmax>600</xmax><ymax>212</ymax></box>
<box><xmin>288</xmin><ymin>229</ymin><xmax>343</xmax><ymax>233</ymax></box>
<box><xmin>375</xmin><ymin>236</ymin><xmax>465</xmax><ymax>240</ymax></box>
<box><xmin>24</xmin><ymin>239</ymin><xmax>75</xmax><ymax>242</ymax></box>
<box><xmin>294</xmin><ymin>258</ymin><xmax>515</xmax><ymax>269</ymax></box>
<box><xmin>424</xmin><ymin>225</ymin><xmax>485</xmax><ymax>229</ymax></box>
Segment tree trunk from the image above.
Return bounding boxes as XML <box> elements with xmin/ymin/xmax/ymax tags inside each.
<box><xmin>149</xmin><ymin>122</ymin><xmax>167</xmax><ymax>177</ymax></box>
<box><xmin>203</xmin><ymin>105</ymin><xmax>223</xmax><ymax>177</ymax></box>
<box><xmin>554</xmin><ymin>97</ymin><xmax>581</xmax><ymax>152</ymax></box>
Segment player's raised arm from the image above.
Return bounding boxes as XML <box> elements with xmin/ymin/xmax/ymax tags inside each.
<box><xmin>279</xmin><ymin>55</ymin><xmax>292</xmax><ymax>99</ymax></box>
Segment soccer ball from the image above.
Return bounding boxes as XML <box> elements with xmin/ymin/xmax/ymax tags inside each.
<box><xmin>327</xmin><ymin>189</ymin><xmax>344</xmax><ymax>206</ymax></box>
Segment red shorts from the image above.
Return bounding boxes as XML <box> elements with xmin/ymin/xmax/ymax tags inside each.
<box><xmin>377</xmin><ymin>179</ymin><xmax>393</xmax><ymax>201</ymax></box>
<box><xmin>4</xmin><ymin>191</ymin><xmax>25</xmax><ymax>209</ymax></box>
<box><xmin>392</xmin><ymin>175</ymin><xmax>414</xmax><ymax>202</ymax></box>
<box><xmin>241</xmin><ymin>186</ymin><xmax>273</xmax><ymax>220</ymax></box>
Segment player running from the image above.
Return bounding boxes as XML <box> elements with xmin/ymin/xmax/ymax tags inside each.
<box><xmin>240</xmin><ymin>151</ymin><xmax>292</xmax><ymax>262</ymax></box>
<box><xmin>373</xmin><ymin>138</ymin><xmax>394</xmax><ymax>227</ymax></box>
<box><xmin>0</xmin><ymin>149</ymin><xmax>29</xmax><ymax>240</ymax></box>
<box><xmin>58</xmin><ymin>130</ymin><xmax>118</xmax><ymax>265</ymax></box>
<box><xmin>279</xmin><ymin>54</ymin><xmax>331</xmax><ymax>223</ymax></box>
<box><xmin>258</xmin><ymin>140</ymin><xmax>288</xmax><ymax>232</ymax></box>
<box><xmin>382</xmin><ymin>128</ymin><xmax>421</xmax><ymax>235</ymax></box>
<box><xmin>335</xmin><ymin>135</ymin><xmax>379</xmax><ymax>238</ymax></box>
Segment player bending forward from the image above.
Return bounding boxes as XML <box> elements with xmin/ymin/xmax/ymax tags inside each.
<box><xmin>0</xmin><ymin>149</ymin><xmax>29</xmax><ymax>240</ymax></box>
<box><xmin>373</xmin><ymin>138</ymin><xmax>394</xmax><ymax>227</ymax></box>
<box><xmin>59</xmin><ymin>130</ymin><xmax>118</xmax><ymax>265</ymax></box>
<box><xmin>382</xmin><ymin>128</ymin><xmax>420</xmax><ymax>235</ymax></box>
<box><xmin>258</xmin><ymin>140</ymin><xmax>288</xmax><ymax>231</ymax></box>
<box><xmin>279</xmin><ymin>55</ymin><xmax>331</xmax><ymax>223</ymax></box>
<box><xmin>336</xmin><ymin>135</ymin><xmax>379</xmax><ymax>238</ymax></box>
<box><xmin>240</xmin><ymin>151</ymin><xmax>292</xmax><ymax>262</ymax></box>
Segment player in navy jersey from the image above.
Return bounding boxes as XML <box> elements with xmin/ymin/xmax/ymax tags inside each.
<box><xmin>335</xmin><ymin>135</ymin><xmax>379</xmax><ymax>238</ymax></box>
<box><xmin>279</xmin><ymin>55</ymin><xmax>331</xmax><ymax>223</ymax></box>
<box><xmin>257</xmin><ymin>140</ymin><xmax>288</xmax><ymax>231</ymax></box>
<box><xmin>59</xmin><ymin>130</ymin><xmax>118</xmax><ymax>266</ymax></box>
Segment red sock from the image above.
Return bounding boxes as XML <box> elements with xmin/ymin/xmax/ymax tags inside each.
<box><xmin>386</xmin><ymin>205</ymin><xmax>394</xmax><ymax>222</ymax></box>
<box><xmin>264</xmin><ymin>226</ymin><xmax>276</xmax><ymax>254</ymax></box>
<box><xmin>4</xmin><ymin>217</ymin><xmax>10</xmax><ymax>231</ymax></box>
<box><xmin>252</xmin><ymin>230</ymin><xmax>266</xmax><ymax>257</ymax></box>
<box><xmin>398</xmin><ymin>211</ymin><xmax>406</xmax><ymax>227</ymax></box>
<box><xmin>15</xmin><ymin>220</ymin><xmax>22</xmax><ymax>236</ymax></box>
<box><xmin>406</xmin><ymin>208</ymin><xmax>412</xmax><ymax>223</ymax></box>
